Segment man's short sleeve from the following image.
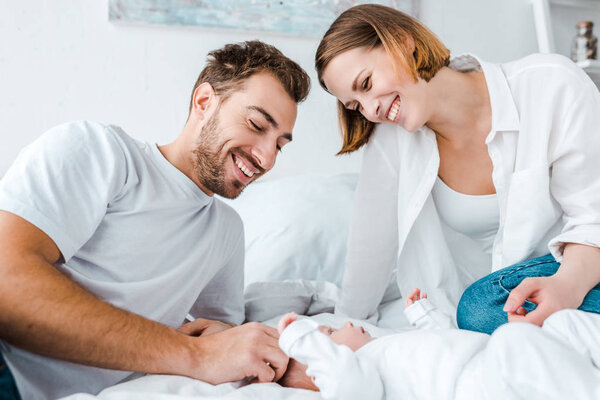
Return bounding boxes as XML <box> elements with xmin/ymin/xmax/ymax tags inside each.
<box><xmin>0</xmin><ymin>121</ymin><xmax>128</xmax><ymax>261</ymax></box>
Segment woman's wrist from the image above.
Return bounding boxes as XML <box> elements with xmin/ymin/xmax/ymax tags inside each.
<box><xmin>555</xmin><ymin>243</ymin><xmax>600</xmax><ymax>299</ymax></box>
<box><xmin>552</xmin><ymin>270</ymin><xmax>591</xmax><ymax>305</ymax></box>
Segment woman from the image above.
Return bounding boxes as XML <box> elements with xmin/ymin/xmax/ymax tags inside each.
<box><xmin>316</xmin><ymin>4</ymin><xmax>600</xmax><ymax>334</ymax></box>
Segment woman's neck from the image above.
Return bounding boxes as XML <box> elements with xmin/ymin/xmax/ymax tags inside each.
<box><xmin>425</xmin><ymin>67</ymin><xmax>492</xmax><ymax>147</ymax></box>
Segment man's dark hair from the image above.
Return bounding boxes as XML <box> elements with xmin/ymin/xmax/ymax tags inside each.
<box><xmin>189</xmin><ymin>40</ymin><xmax>311</xmax><ymax>112</ymax></box>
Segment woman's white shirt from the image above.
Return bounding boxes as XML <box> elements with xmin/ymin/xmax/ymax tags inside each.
<box><xmin>337</xmin><ymin>53</ymin><xmax>600</xmax><ymax>321</ymax></box>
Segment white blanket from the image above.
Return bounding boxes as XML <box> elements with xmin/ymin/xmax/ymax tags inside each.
<box><xmin>61</xmin><ymin>280</ymin><xmax>413</xmax><ymax>400</ymax></box>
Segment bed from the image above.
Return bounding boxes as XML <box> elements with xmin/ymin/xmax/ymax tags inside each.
<box><xmin>59</xmin><ymin>172</ymin><xmax>421</xmax><ymax>399</ymax></box>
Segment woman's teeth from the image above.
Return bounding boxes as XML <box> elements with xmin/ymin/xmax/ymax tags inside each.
<box><xmin>235</xmin><ymin>158</ymin><xmax>254</xmax><ymax>178</ymax></box>
<box><xmin>387</xmin><ymin>97</ymin><xmax>401</xmax><ymax>122</ymax></box>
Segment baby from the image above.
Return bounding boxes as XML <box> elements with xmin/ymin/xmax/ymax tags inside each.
<box><xmin>278</xmin><ymin>289</ymin><xmax>600</xmax><ymax>400</ymax></box>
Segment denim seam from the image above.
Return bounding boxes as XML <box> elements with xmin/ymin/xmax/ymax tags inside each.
<box><xmin>494</xmin><ymin>258</ymin><xmax>556</xmax><ymax>295</ymax></box>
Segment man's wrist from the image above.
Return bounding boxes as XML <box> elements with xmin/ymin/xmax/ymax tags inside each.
<box><xmin>159</xmin><ymin>329</ymin><xmax>204</xmax><ymax>379</ymax></box>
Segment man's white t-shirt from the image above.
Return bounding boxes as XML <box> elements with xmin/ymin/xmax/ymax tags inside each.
<box><xmin>0</xmin><ymin>121</ymin><xmax>245</xmax><ymax>399</ymax></box>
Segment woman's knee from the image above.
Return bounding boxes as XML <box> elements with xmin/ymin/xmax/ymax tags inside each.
<box><xmin>458</xmin><ymin>255</ymin><xmax>559</xmax><ymax>334</ymax></box>
<box><xmin>457</xmin><ymin>278</ymin><xmax>506</xmax><ymax>334</ymax></box>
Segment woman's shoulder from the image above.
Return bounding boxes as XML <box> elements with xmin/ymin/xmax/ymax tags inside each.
<box><xmin>502</xmin><ymin>53</ymin><xmax>589</xmax><ymax>85</ymax></box>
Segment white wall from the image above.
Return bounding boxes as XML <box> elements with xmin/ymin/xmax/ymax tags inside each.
<box><xmin>420</xmin><ymin>0</ymin><xmax>539</xmax><ymax>62</ymax></box>
<box><xmin>1</xmin><ymin>0</ymin><xmax>543</xmax><ymax>178</ymax></box>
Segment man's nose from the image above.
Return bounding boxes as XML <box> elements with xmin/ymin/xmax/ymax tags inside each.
<box><xmin>251</xmin><ymin>139</ymin><xmax>277</xmax><ymax>172</ymax></box>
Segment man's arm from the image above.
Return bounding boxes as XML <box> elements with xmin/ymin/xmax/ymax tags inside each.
<box><xmin>0</xmin><ymin>211</ymin><xmax>287</xmax><ymax>384</ymax></box>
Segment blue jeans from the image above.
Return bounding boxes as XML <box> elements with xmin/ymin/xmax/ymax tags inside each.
<box><xmin>457</xmin><ymin>254</ymin><xmax>600</xmax><ymax>334</ymax></box>
<box><xmin>0</xmin><ymin>352</ymin><xmax>21</xmax><ymax>400</ymax></box>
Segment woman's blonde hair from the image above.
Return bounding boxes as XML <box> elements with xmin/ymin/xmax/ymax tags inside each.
<box><xmin>315</xmin><ymin>4</ymin><xmax>450</xmax><ymax>154</ymax></box>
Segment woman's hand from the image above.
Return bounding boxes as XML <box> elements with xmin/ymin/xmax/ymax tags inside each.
<box><xmin>504</xmin><ymin>244</ymin><xmax>600</xmax><ymax>326</ymax></box>
<box><xmin>177</xmin><ymin>318</ymin><xmax>235</xmax><ymax>337</ymax></box>
<box><xmin>503</xmin><ymin>274</ymin><xmax>586</xmax><ymax>325</ymax></box>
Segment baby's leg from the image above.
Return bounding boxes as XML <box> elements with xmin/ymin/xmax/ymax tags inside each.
<box><xmin>541</xmin><ymin>309</ymin><xmax>600</xmax><ymax>367</ymax></box>
<box><xmin>482</xmin><ymin>322</ymin><xmax>600</xmax><ymax>400</ymax></box>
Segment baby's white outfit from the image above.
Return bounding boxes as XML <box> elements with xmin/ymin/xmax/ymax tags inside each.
<box><xmin>280</xmin><ymin>300</ymin><xmax>600</xmax><ymax>399</ymax></box>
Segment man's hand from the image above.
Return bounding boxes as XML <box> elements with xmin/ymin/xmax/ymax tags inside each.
<box><xmin>178</xmin><ymin>318</ymin><xmax>234</xmax><ymax>337</ymax></box>
<box><xmin>277</xmin><ymin>312</ymin><xmax>297</xmax><ymax>335</ymax></box>
<box><xmin>186</xmin><ymin>322</ymin><xmax>289</xmax><ymax>385</ymax></box>
<box><xmin>503</xmin><ymin>274</ymin><xmax>585</xmax><ymax>326</ymax></box>
<box><xmin>405</xmin><ymin>287</ymin><xmax>427</xmax><ymax>307</ymax></box>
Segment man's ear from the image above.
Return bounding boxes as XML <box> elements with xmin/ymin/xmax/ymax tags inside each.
<box><xmin>191</xmin><ymin>82</ymin><xmax>217</xmax><ymax>121</ymax></box>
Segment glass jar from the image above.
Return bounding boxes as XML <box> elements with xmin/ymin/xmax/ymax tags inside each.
<box><xmin>572</xmin><ymin>21</ymin><xmax>598</xmax><ymax>63</ymax></box>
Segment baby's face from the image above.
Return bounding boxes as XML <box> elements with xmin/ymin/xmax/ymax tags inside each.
<box><xmin>318</xmin><ymin>321</ymin><xmax>374</xmax><ymax>351</ymax></box>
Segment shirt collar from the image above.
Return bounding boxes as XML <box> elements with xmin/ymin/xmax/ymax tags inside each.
<box><xmin>450</xmin><ymin>54</ymin><xmax>520</xmax><ymax>143</ymax></box>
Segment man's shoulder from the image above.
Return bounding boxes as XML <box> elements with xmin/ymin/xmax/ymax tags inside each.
<box><xmin>44</xmin><ymin>120</ymin><xmax>134</xmax><ymax>150</ymax></box>
<box><xmin>36</xmin><ymin>121</ymin><xmax>147</xmax><ymax>175</ymax></box>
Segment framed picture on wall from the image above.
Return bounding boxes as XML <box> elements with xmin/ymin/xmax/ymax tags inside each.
<box><xmin>109</xmin><ymin>0</ymin><xmax>419</xmax><ymax>37</ymax></box>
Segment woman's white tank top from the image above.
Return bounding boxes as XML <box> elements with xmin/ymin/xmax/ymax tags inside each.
<box><xmin>432</xmin><ymin>176</ymin><xmax>500</xmax><ymax>256</ymax></box>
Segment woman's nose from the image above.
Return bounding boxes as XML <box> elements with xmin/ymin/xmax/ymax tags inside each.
<box><xmin>362</xmin><ymin>98</ymin><xmax>381</xmax><ymax>122</ymax></box>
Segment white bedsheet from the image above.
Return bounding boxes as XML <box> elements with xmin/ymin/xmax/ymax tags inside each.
<box><xmin>61</xmin><ymin>280</ymin><xmax>413</xmax><ymax>400</ymax></box>
<box><xmin>63</xmin><ymin>375</ymin><xmax>320</xmax><ymax>400</ymax></box>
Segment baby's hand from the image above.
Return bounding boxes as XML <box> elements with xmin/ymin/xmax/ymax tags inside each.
<box><xmin>277</xmin><ymin>312</ymin><xmax>298</xmax><ymax>334</ymax></box>
<box><xmin>405</xmin><ymin>288</ymin><xmax>427</xmax><ymax>308</ymax></box>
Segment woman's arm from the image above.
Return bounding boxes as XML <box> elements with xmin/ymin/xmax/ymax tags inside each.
<box><xmin>336</xmin><ymin>128</ymin><xmax>400</xmax><ymax>320</ymax></box>
<box><xmin>505</xmin><ymin>65</ymin><xmax>600</xmax><ymax>325</ymax></box>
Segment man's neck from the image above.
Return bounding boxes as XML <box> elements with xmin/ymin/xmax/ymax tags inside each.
<box><xmin>157</xmin><ymin>131</ymin><xmax>213</xmax><ymax>196</ymax></box>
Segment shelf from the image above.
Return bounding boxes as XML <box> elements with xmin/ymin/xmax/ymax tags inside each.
<box><xmin>577</xmin><ymin>59</ymin><xmax>600</xmax><ymax>74</ymax></box>
<box><xmin>577</xmin><ymin>59</ymin><xmax>600</xmax><ymax>87</ymax></box>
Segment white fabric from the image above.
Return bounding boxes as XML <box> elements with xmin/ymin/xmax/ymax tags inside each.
<box><xmin>480</xmin><ymin>311</ymin><xmax>600</xmax><ymax>400</ymax></box>
<box><xmin>0</xmin><ymin>121</ymin><xmax>245</xmax><ymax>400</ymax></box>
<box><xmin>280</xmin><ymin>318</ymin><xmax>488</xmax><ymax>400</ymax></box>
<box><xmin>338</xmin><ymin>53</ymin><xmax>600</xmax><ymax>320</ymax></box>
<box><xmin>280</xmin><ymin>308</ymin><xmax>600</xmax><ymax>400</ymax></box>
<box><xmin>249</xmin><ymin>280</ymin><xmax>412</xmax><ymax>337</ymax></box>
<box><xmin>222</xmin><ymin>173</ymin><xmax>358</xmax><ymax>287</ymax></box>
<box><xmin>60</xmin><ymin>377</ymin><xmax>321</xmax><ymax>400</ymax></box>
<box><xmin>431</xmin><ymin>176</ymin><xmax>499</xmax><ymax>255</ymax></box>
<box><xmin>280</xmin><ymin>319</ymin><xmax>385</xmax><ymax>400</ymax></box>
<box><xmin>244</xmin><ymin>279</ymin><xmax>341</xmax><ymax>322</ymax></box>
<box><xmin>404</xmin><ymin>298</ymin><xmax>455</xmax><ymax>329</ymax></box>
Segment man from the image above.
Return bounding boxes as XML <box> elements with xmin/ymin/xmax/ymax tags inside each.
<box><xmin>0</xmin><ymin>41</ymin><xmax>310</xmax><ymax>400</ymax></box>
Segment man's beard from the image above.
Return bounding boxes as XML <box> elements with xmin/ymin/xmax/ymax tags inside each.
<box><xmin>192</xmin><ymin>110</ymin><xmax>247</xmax><ymax>199</ymax></box>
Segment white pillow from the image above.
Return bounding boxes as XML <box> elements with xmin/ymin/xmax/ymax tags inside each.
<box><xmin>223</xmin><ymin>173</ymin><xmax>358</xmax><ymax>287</ymax></box>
